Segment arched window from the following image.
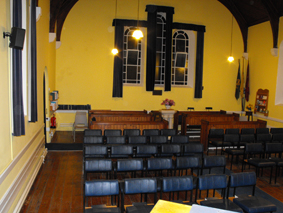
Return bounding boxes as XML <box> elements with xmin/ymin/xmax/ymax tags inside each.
<box><xmin>123</xmin><ymin>27</ymin><xmax>143</xmax><ymax>85</ymax></box>
<box><xmin>172</xmin><ymin>30</ymin><xmax>195</xmax><ymax>87</ymax></box>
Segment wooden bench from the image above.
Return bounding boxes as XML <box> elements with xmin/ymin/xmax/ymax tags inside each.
<box><xmin>89</xmin><ymin>120</ymin><xmax>169</xmax><ymax>134</ymax></box>
<box><xmin>200</xmin><ymin>119</ymin><xmax>267</xmax><ymax>150</ymax></box>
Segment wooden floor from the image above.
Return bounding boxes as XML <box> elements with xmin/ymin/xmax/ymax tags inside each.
<box><xmin>20</xmin><ymin>132</ymin><xmax>283</xmax><ymax>213</ymax></box>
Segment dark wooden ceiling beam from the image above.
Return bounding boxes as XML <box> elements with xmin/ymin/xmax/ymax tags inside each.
<box><xmin>50</xmin><ymin>0</ymin><xmax>64</xmax><ymax>33</ymax></box>
<box><xmin>260</xmin><ymin>0</ymin><xmax>280</xmax><ymax>48</ymax></box>
<box><xmin>218</xmin><ymin>0</ymin><xmax>249</xmax><ymax>52</ymax></box>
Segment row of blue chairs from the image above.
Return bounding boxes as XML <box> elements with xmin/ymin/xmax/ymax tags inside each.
<box><xmin>85</xmin><ymin>129</ymin><xmax>177</xmax><ymax>137</ymax></box>
<box><xmin>84</xmin><ymin>172</ymin><xmax>277</xmax><ymax>213</ymax></box>
<box><xmin>84</xmin><ymin>155</ymin><xmax>227</xmax><ymax>181</ymax></box>
<box><xmin>84</xmin><ymin>135</ymin><xmax>196</xmax><ymax>145</ymax></box>
<box><xmin>83</xmin><ymin>143</ymin><xmax>204</xmax><ymax>159</ymax></box>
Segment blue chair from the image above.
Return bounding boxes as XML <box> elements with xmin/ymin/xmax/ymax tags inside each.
<box><xmin>135</xmin><ymin>145</ymin><xmax>158</xmax><ymax>158</ymax></box>
<box><xmin>149</xmin><ymin>135</ymin><xmax>168</xmax><ymax>144</ymax></box>
<box><xmin>241</xmin><ymin>128</ymin><xmax>255</xmax><ymax>134</ymax></box>
<box><xmin>161</xmin><ymin>176</ymin><xmax>195</xmax><ymax>204</ymax></box>
<box><xmin>256</xmin><ymin>128</ymin><xmax>270</xmax><ymax>134</ymax></box>
<box><xmin>270</xmin><ymin>128</ymin><xmax>283</xmax><ymax>135</ymax></box>
<box><xmin>256</xmin><ymin>133</ymin><xmax>272</xmax><ymax>144</ymax></box>
<box><xmin>160</xmin><ymin>144</ymin><xmax>181</xmax><ymax>157</ymax></box>
<box><xmin>106</xmin><ymin>136</ymin><xmax>126</xmax><ymax>144</ymax></box>
<box><xmin>225</xmin><ymin>128</ymin><xmax>240</xmax><ymax>135</ymax></box>
<box><xmin>171</xmin><ymin>135</ymin><xmax>190</xmax><ymax>144</ymax></box>
<box><xmin>128</xmin><ymin>136</ymin><xmax>147</xmax><ymax>144</ymax></box>
<box><xmin>123</xmin><ymin>129</ymin><xmax>140</xmax><ymax>136</ymax></box>
<box><xmin>146</xmin><ymin>158</ymin><xmax>174</xmax><ymax>177</ymax></box>
<box><xmin>104</xmin><ymin>129</ymin><xmax>122</xmax><ymax>136</ymax></box>
<box><xmin>175</xmin><ymin>156</ymin><xmax>201</xmax><ymax>176</ymax></box>
<box><xmin>228</xmin><ymin>172</ymin><xmax>277</xmax><ymax>213</ymax></box>
<box><xmin>84</xmin><ymin>145</ymin><xmax>108</xmax><ymax>158</ymax></box>
<box><xmin>84</xmin><ymin>179</ymin><xmax>120</xmax><ymax>213</ymax></box>
<box><xmin>197</xmin><ymin>174</ymin><xmax>243</xmax><ymax>212</ymax></box>
<box><xmin>84</xmin><ymin>159</ymin><xmax>112</xmax><ymax>180</ymax></box>
<box><xmin>202</xmin><ymin>155</ymin><xmax>226</xmax><ymax>175</ymax></box>
<box><xmin>160</xmin><ymin>129</ymin><xmax>177</xmax><ymax>136</ymax></box>
<box><xmin>183</xmin><ymin>143</ymin><xmax>204</xmax><ymax>158</ymax></box>
<box><xmin>114</xmin><ymin>158</ymin><xmax>144</xmax><ymax>179</ymax></box>
<box><xmin>110</xmin><ymin>145</ymin><xmax>133</xmax><ymax>158</ymax></box>
<box><xmin>271</xmin><ymin>133</ymin><xmax>283</xmax><ymax>143</ymax></box>
<box><xmin>83</xmin><ymin>136</ymin><xmax>104</xmax><ymax>144</ymax></box>
<box><xmin>121</xmin><ymin>178</ymin><xmax>157</xmax><ymax>213</ymax></box>
<box><xmin>242</xmin><ymin>143</ymin><xmax>275</xmax><ymax>183</ymax></box>
<box><xmin>84</xmin><ymin>129</ymin><xmax>102</xmax><ymax>136</ymax></box>
<box><xmin>207</xmin><ymin>128</ymin><xmax>225</xmax><ymax>155</ymax></box>
<box><xmin>265</xmin><ymin>143</ymin><xmax>283</xmax><ymax>183</ymax></box>
<box><xmin>143</xmin><ymin>129</ymin><xmax>160</xmax><ymax>136</ymax></box>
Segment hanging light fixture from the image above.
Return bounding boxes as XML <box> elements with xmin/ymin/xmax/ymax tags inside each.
<box><xmin>112</xmin><ymin>0</ymin><xmax>118</xmax><ymax>55</ymax></box>
<box><xmin>132</xmin><ymin>0</ymin><xmax>143</xmax><ymax>40</ymax></box>
<box><xmin>228</xmin><ymin>15</ymin><xmax>234</xmax><ymax>62</ymax></box>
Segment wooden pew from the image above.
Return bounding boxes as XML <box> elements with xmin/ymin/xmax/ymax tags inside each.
<box><xmin>173</xmin><ymin>110</ymin><xmax>226</xmax><ymax>131</ymax></box>
<box><xmin>181</xmin><ymin>112</ymin><xmax>239</xmax><ymax>135</ymax></box>
<box><xmin>200</xmin><ymin>119</ymin><xmax>267</xmax><ymax>150</ymax></box>
<box><xmin>89</xmin><ymin>120</ymin><xmax>169</xmax><ymax>134</ymax></box>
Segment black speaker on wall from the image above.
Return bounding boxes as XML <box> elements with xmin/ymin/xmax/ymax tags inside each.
<box><xmin>3</xmin><ymin>27</ymin><xmax>26</xmax><ymax>50</ymax></box>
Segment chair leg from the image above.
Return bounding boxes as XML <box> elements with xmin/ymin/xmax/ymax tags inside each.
<box><xmin>270</xmin><ymin>166</ymin><xmax>273</xmax><ymax>184</ymax></box>
<box><xmin>275</xmin><ymin>166</ymin><xmax>278</xmax><ymax>184</ymax></box>
<box><xmin>230</xmin><ymin>155</ymin><xmax>234</xmax><ymax>170</ymax></box>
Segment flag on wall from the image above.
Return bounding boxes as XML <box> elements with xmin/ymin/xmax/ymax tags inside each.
<box><xmin>245</xmin><ymin>61</ymin><xmax>250</xmax><ymax>101</ymax></box>
<box><xmin>235</xmin><ymin>60</ymin><xmax>241</xmax><ymax>100</ymax></box>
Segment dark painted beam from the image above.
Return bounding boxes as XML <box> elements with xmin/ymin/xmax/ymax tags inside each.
<box><xmin>218</xmin><ymin>0</ymin><xmax>249</xmax><ymax>52</ymax></box>
<box><xmin>260</xmin><ymin>0</ymin><xmax>280</xmax><ymax>48</ymax></box>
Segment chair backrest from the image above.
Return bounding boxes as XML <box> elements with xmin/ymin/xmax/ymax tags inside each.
<box><xmin>229</xmin><ymin>172</ymin><xmax>256</xmax><ymax>196</ymax></box>
<box><xmin>208</xmin><ymin>129</ymin><xmax>224</xmax><ymax>139</ymax></box>
<box><xmin>110</xmin><ymin>145</ymin><xmax>133</xmax><ymax>156</ymax></box>
<box><xmin>245</xmin><ymin>143</ymin><xmax>264</xmax><ymax>154</ymax></box>
<box><xmin>270</xmin><ymin>128</ymin><xmax>283</xmax><ymax>134</ymax></box>
<box><xmin>175</xmin><ymin>156</ymin><xmax>201</xmax><ymax>169</ymax></box>
<box><xmin>161</xmin><ymin>145</ymin><xmax>181</xmax><ymax>155</ymax></box>
<box><xmin>272</xmin><ymin>133</ymin><xmax>283</xmax><ymax>142</ymax></box>
<box><xmin>149</xmin><ymin>135</ymin><xmax>168</xmax><ymax>144</ymax></box>
<box><xmin>106</xmin><ymin>136</ymin><xmax>126</xmax><ymax>144</ymax></box>
<box><xmin>162</xmin><ymin>176</ymin><xmax>194</xmax><ymax>192</ymax></box>
<box><xmin>171</xmin><ymin>135</ymin><xmax>190</xmax><ymax>144</ymax></box>
<box><xmin>225</xmin><ymin>128</ymin><xmax>239</xmax><ymax>134</ymax></box>
<box><xmin>123</xmin><ymin>129</ymin><xmax>140</xmax><ymax>136</ymax></box>
<box><xmin>256</xmin><ymin>128</ymin><xmax>269</xmax><ymax>134</ymax></box>
<box><xmin>143</xmin><ymin>129</ymin><xmax>160</xmax><ymax>136</ymax></box>
<box><xmin>198</xmin><ymin>174</ymin><xmax>227</xmax><ymax>190</ymax></box>
<box><xmin>124</xmin><ymin>178</ymin><xmax>157</xmax><ymax>194</ymax></box>
<box><xmin>147</xmin><ymin>158</ymin><xmax>173</xmax><ymax>170</ymax></box>
<box><xmin>223</xmin><ymin>134</ymin><xmax>239</xmax><ymax>143</ymax></box>
<box><xmin>104</xmin><ymin>129</ymin><xmax>122</xmax><ymax>136</ymax></box>
<box><xmin>241</xmin><ymin>128</ymin><xmax>255</xmax><ymax>134</ymax></box>
<box><xmin>136</xmin><ymin>145</ymin><xmax>158</xmax><ymax>156</ymax></box>
<box><xmin>160</xmin><ymin>129</ymin><xmax>177</xmax><ymax>136</ymax></box>
<box><xmin>128</xmin><ymin>136</ymin><xmax>147</xmax><ymax>144</ymax></box>
<box><xmin>84</xmin><ymin>136</ymin><xmax>104</xmax><ymax>144</ymax></box>
<box><xmin>84</xmin><ymin>159</ymin><xmax>112</xmax><ymax>172</ymax></box>
<box><xmin>85</xmin><ymin>179</ymin><xmax>119</xmax><ymax>196</ymax></box>
<box><xmin>203</xmin><ymin>156</ymin><xmax>226</xmax><ymax>168</ymax></box>
<box><xmin>240</xmin><ymin>134</ymin><xmax>255</xmax><ymax>143</ymax></box>
<box><xmin>84</xmin><ymin>145</ymin><xmax>108</xmax><ymax>157</ymax></box>
<box><xmin>256</xmin><ymin>133</ymin><xmax>271</xmax><ymax>143</ymax></box>
<box><xmin>265</xmin><ymin>143</ymin><xmax>283</xmax><ymax>154</ymax></box>
<box><xmin>116</xmin><ymin>159</ymin><xmax>144</xmax><ymax>172</ymax></box>
<box><xmin>183</xmin><ymin>143</ymin><xmax>204</xmax><ymax>154</ymax></box>
<box><xmin>84</xmin><ymin>129</ymin><xmax>102</xmax><ymax>136</ymax></box>
<box><xmin>74</xmin><ymin>111</ymin><xmax>88</xmax><ymax>126</ymax></box>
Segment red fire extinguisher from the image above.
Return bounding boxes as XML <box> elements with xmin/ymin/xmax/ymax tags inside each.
<box><xmin>51</xmin><ymin>114</ymin><xmax>56</xmax><ymax>128</ymax></box>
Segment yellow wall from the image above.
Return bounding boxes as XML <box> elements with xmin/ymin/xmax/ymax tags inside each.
<box><xmin>55</xmin><ymin>0</ymin><xmax>244</xmax><ymax>112</ymax></box>
<box><xmin>247</xmin><ymin>19</ymin><xmax>283</xmax><ymax>126</ymax></box>
<box><xmin>0</xmin><ymin>0</ymin><xmax>49</xmax><ymax>211</ymax></box>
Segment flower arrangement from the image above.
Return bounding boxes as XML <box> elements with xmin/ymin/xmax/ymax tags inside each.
<box><xmin>246</xmin><ymin>104</ymin><xmax>253</xmax><ymax>111</ymax></box>
<box><xmin>161</xmin><ymin>99</ymin><xmax>175</xmax><ymax>106</ymax></box>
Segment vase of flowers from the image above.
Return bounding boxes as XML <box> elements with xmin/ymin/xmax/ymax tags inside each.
<box><xmin>161</xmin><ymin>99</ymin><xmax>175</xmax><ymax>109</ymax></box>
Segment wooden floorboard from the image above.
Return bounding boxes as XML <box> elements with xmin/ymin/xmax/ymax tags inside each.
<box><xmin>20</xmin><ymin>132</ymin><xmax>283</xmax><ymax>212</ymax></box>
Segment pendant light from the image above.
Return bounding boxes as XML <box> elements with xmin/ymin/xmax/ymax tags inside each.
<box><xmin>112</xmin><ymin>0</ymin><xmax>118</xmax><ymax>55</ymax></box>
<box><xmin>132</xmin><ymin>0</ymin><xmax>143</xmax><ymax>40</ymax></box>
<box><xmin>228</xmin><ymin>15</ymin><xmax>234</xmax><ymax>62</ymax></box>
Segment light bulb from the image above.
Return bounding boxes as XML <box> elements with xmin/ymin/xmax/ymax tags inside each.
<box><xmin>228</xmin><ymin>56</ymin><xmax>234</xmax><ymax>62</ymax></box>
<box><xmin>112</xmin><ymin>48</ymin><xmax>118</xmax><ymax>55</ymax></box>
<box><xmin>132</xmin><ymin>29</ymin><xmax>143</xmax><ymax>40</ymax></box>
